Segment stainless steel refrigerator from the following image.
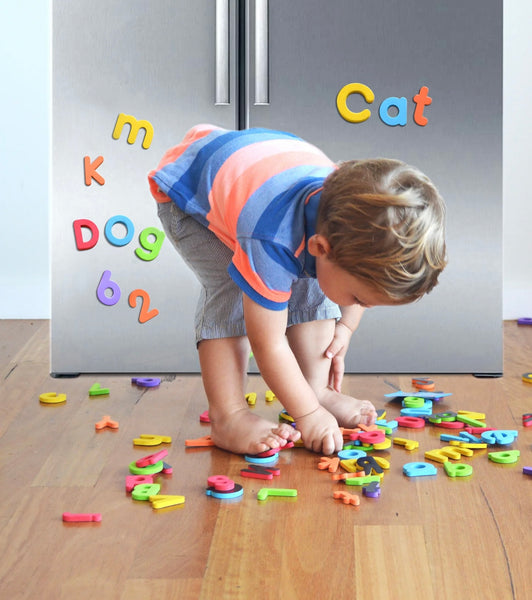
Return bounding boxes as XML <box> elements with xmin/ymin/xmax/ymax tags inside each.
<box><xmin>51</xmin><ymin>0</ymin><xmax>502</xmax><ymax>375</ymax></box>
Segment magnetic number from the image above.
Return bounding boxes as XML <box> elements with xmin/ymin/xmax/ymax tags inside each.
<box><xmin>96</xmin><ymin>270</ymin><xmax>121</xmax><ymax>306</ymax></box>
<box><xmin>207</xmin><ymin>475</ymin><xmax>235</xmax><ymax>492</ymax></box>
<box><xmin>96</xmin><ymin>270</ymin><xmax>159</xmax><ymax>323</ymax></box>
<box><xmin>128</xmin><ymin>289</ymin><xmax>159</xmax><ymax>323</ymax></box>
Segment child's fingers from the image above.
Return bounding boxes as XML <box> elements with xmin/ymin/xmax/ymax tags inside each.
<box><xmin>325</xmin><ymin>339</ymin><xmax>342</xmax><ymax>360</ymax></box>
<box><xmin>319</xmin><ymin>428</ymin><xmax>344</xmax><ymax>456</ymax></box>
<box><xmin>334</xmin><ymin>428</ymin><xmax>344</xmax><ymax>452</ymax></box>
<box><xmin>329</xmin><ymin>355</ymin><xmax>345</xmax><ymax>393</ymax></box>
<box><xmin>320</xmin><ymin>434</ymin><xmax>337</xmax><ymax>456</ymax></box>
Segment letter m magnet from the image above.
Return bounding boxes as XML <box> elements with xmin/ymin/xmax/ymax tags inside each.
<box><xmin>112</xmin><ymin>113</ymin><xmax>154</xmax><ymax>149</ymax></box>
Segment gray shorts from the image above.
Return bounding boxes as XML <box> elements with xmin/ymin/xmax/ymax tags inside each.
<box><xmin>157</xmin><ymin>201</ymin><xmax>341</xmax><ymax>344</ymax></box>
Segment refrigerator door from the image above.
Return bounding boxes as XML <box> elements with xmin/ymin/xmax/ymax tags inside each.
<box><xmin>245</xmin><ymin>0</ymin><xmax>502</xmax><ymax>373</ymax></box>
<box><xmin>51</xmin><ymin>0</ymin><xmax>238</xmax><ymax>373</ymax></box>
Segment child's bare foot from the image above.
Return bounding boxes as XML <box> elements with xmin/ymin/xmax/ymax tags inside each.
<box><xmin>318</xmin><ymin>387</ymin><xmax>378</xmax><ymax>429</ymax></box>
<box><xmin>210</xmin><ymin>407</ymin><xmax>301</xmax><ymax>455</ymax></box>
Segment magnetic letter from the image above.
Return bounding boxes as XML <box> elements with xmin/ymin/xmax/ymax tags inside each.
<box><xmin>481</xmin><ymin>430</ymin><xmax>518</xmax><ymax>445</ymax></box>
<box><xmin>39</xmin><ymin>392</ymin><xmax>66</xmax><ymax>404</ymax></box>
<box><xmin>63</xmin><ymin>512</ymin><xmax>101</xmax><ymax>522</ymax></box>
<box><xmin>333</xmin><ymin>491</ymin><xmax>360</xmax><ymax>506</ymax></box>
<box><xmin>393</xmin><ymin>437</ymin><xmax>419</xmax><ymax>451</ymax></box>
<box><xmin>358</xmin><ymin>430</ymin><xmax>386</xmax><ymax>445</ymax></box>
<box><xmin>443</xmin><ymin>462</ymin><xmax>473</xmax><ymax>478</ymax></box>
<box><xmin>73</xmin><ymin>219</ymin><xmax>99</xmax><ymax>251</ymax></box>
<box><xmin>488</xmin><ymin>450</ymin><xmax>520</xmax><ymax>464</ymax></box>
<box><xmin>135</xmin><ymin>449</ymin><xmax>168</xmax><ymax>468</ymax></box>
<box><xmin>356</xmin><ymin>456</ymin><xmax>384</xmax><ymax>476</ymax></box>
<box><xmin>336</xmin><ymin>83</ymin><xmax>374</xmax><ymax>123</ymax></box>
<box><xmin>83</xmin><ymin>155</ymin><xmax>105</xmax><ymax>186</ymax></box>
<box><xmin>131</xmin><ymin>377</ymin><xmax>161</xmax><ymax>388</ymax></box>
<box><xmin>112</xmin><ymin>113</ymin><xmax>154</xmax><ymax>149</ymax></box>
<box><xmin>338</xmin><ymin>449</ymin><xmax>367</xmax><ymax>461</ymax></box>
<box><xmin>396</xmin><ymin>416</ymin><xmax>425</xmax><ymax>429</ymax></box>
<box><xmin>379</xmin><ymin>96</ymin><xmax>407</xmax><ymax>126</ymax></box>
<box><xmin>363</xmin><ymin>481</ymin><xmax>381</xmax><ymax>498</ymax></box>
<box><xmin>125</xmin><ymin>475</ymin><xmax>154</xmax><ymax>492</ymax></box>
<box><xmin>207</xmin><ymin>483</ymin><xmax>244</xmax><ymax>499</ymax></box>
<box><xmin>345</xmin><ymin>474</ymin><xmax>381</xmax><ymax>487</ymax></box>
<box><xmin>131</xmin><ymin>483</ymin><xmax>161</xmax><ymax>501</ymax></box>
<box><xmin>207</xmin><ymin>475</ymin><xmax>235</xmax><ymax>492</ymax></box>
<box><xmin>133</xmin><ymin>434</ymin><xmax>172</xmax><ymax>446</ymax></box>
<box><xmin>104</xmin><ymin>215</ymin><xmax>134</xmax><ymax>247</ymax></box>
<box><xmin>403</xmin><ymin>462</ymin><xmax>437</xmax><ymax>477</ymax></box>
<box><xmin>150</xmin><ymin>495</ymin><xmax>185</xmax><ymax>509</ymax></box>
<box><xmin>424</xmin><ymin>449</ymin><xmax>450</xmax><ymax>463</ymax></box>
<box><xmin>135</xmin><ymin>227</ymin><xmax>165</xmax><ymax>261</ymax></box>
<box><xmin>128</xmin><ymin>460</ymin><xmax>165</xmax><ymax>476</ymax></box>
<box><xmin>413</xmin><ymin>86</ymin><xmax>432</xmax><ymax>126</ymax></box>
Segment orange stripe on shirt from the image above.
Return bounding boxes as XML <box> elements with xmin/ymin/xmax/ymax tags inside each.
<box><xmin>232</xmin><ymin>245</ymin><xmax>292</xmax><ymax>304</ymax></box>
<box><xmin>305</xmin><ymin>186</ymin><xmax>324</xmax><ymax>204</ymax></box>
<box><xmin>206</xmin><ymin>140</ymin><xmax>333</xmax><ymax>241</ymax></box>
<box><xmin>147</xmin><ymin>124</ymin><xmax>221</xmax><ymax>202</ymax></box>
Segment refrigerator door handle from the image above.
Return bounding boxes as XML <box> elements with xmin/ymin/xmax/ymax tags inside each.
<box><xmin>254</xmin><ymin>0</ymin><xmax>269</xmax><ymax>105</ymax></box>
<box><xmin>215</xmin><ymin>0</ymin><xmax>230</xmax><ymax>105</ymax></box>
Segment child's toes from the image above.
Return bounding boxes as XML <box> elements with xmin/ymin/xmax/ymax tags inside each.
<box><xmin>273</xmin><ymin>423</ymin><xmax>301</xmax><ymax>442</ymax></box>
<box><xmin>249</xmin><ymin>439</ymin><xmax>275</xmax><ymax>455</ymax></box>
<box><xmin>262</xmin><ymin>433</ymin><xmax>283</xmax><ymax>449</ymax></box>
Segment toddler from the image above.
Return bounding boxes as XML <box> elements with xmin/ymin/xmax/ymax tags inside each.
<box><xmin>148</xmin><ymin>124</ymin><xmax>446</xmax><ymax>455</ymax></box>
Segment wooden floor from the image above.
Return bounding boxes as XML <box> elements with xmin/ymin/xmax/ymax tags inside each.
<box><xmin>0</xmin><ymin>320</ymin><xmax>531</xmax><ymax>599</ymax></box>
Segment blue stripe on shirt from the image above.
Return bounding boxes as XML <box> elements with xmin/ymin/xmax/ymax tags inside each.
<box><xmin>168</xmin><ymin>128</ymin><xmax>299</xmax><ymax>212</ymax></box>
<box><xmin>228</xmin><ymin>263</ymin><xmax>289</xmax><ymax>311</ymax></box>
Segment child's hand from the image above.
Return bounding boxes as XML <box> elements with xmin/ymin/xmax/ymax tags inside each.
<box><xmin>295</xmin><ymin>405</ymin><xmax>344</xmax><ymax>455</ymax></box>
<box><xmin>325</xmin><ymin>320</ymin><xmax>353</xmax><ymax>392</ymax></box>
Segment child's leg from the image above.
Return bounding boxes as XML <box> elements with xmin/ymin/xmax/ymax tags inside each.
<box><xmin>286</xmin><ymin>318</ymin><xmax>377</xmax><ymax>428</ymax></box>
<box><xmin>158</xmin><ymin>201</ymin><xmax>298</xmax><ymax>455</ymax></box>
<box><xmin>198</xmin><ymin>337</ymin><xmax>300</xmax><ymax>454</ymax></box>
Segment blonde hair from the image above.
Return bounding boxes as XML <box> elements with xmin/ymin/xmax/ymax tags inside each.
<box><xmin>317</xmin><ymin>159</ymin><xmax>447</xmax><ymax>303</ymax></box>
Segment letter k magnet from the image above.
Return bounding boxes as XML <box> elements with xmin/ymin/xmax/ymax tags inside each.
<box><xmin>84</xmin><ymin>155</ymin><xmax>105</xmax><ymax>186</ymax></box>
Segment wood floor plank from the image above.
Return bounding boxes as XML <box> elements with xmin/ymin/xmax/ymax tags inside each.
<box><xmin>353</xmin><ymin>525</ymin><xmax>435</xmax><ymax>599</ymax></box>
<box><xmin>0</xmin><ymin>486</ymin><xmax>139</xmax><ymax>599</ymax></box>
<box><xmin>200</xmin><ymin>466</ymin><xmax>357</xmax><ymax>599</ymax></box>
<box><xmin>0</xmin><ymin>320</ymin><xmax>48</xmax><ymax>374</ymax></box>
<box><xmin>121</xmin><ymin>579</ymin><xmax>203</xmax><ymax>600</ymax></box>
<box><xmin>0</xmin><ymin>320</ymin><xmax>50</xmax><ymax>437</ymax></box>
<box><xmin>416</xmin><ymin>477</ymin><xmax>515</xmax><ymax>599</ymax></box>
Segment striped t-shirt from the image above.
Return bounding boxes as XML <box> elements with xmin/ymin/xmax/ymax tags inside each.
<box><xmin>148</xmin><ymin>124</ymin><xmax>336</xmax><ymax>310</ymax></box>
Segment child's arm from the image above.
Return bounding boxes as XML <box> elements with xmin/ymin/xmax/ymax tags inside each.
<box><xmin>243</xmin><ymin>295</ymin><xmax>344</xmax><ymax>455</ymax></box>
<box><xmin>325</xmin><ymin>305</ymin><xmax>366</xmax><ymax>392</ymax></box>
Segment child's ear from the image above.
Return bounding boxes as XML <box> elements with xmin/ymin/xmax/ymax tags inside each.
<box><xmin>308</xmin><ymin>234</ymin><xmax>331</xmax><ymax>257</ymax></box>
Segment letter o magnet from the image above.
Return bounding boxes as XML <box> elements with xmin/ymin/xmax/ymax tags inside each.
<box><xmin>104</xmin><ymin>215</ymin><xmax>134</xmax><ymax>247</ymax></box>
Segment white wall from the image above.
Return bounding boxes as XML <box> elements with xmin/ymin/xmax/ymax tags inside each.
<box><xmin>502</xmin><ymin>1</ymin><xmax>532</xmax><ymax>317</ymax></box>
<box><xmin>1</xmin><ymin>1</ymin><xmax>50</xmax><ymax>318</ymax></box>
<box><xmin>0</xmin><ymin>1</ymin><xmax>530</xmax><ymax>319</ymax></box>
